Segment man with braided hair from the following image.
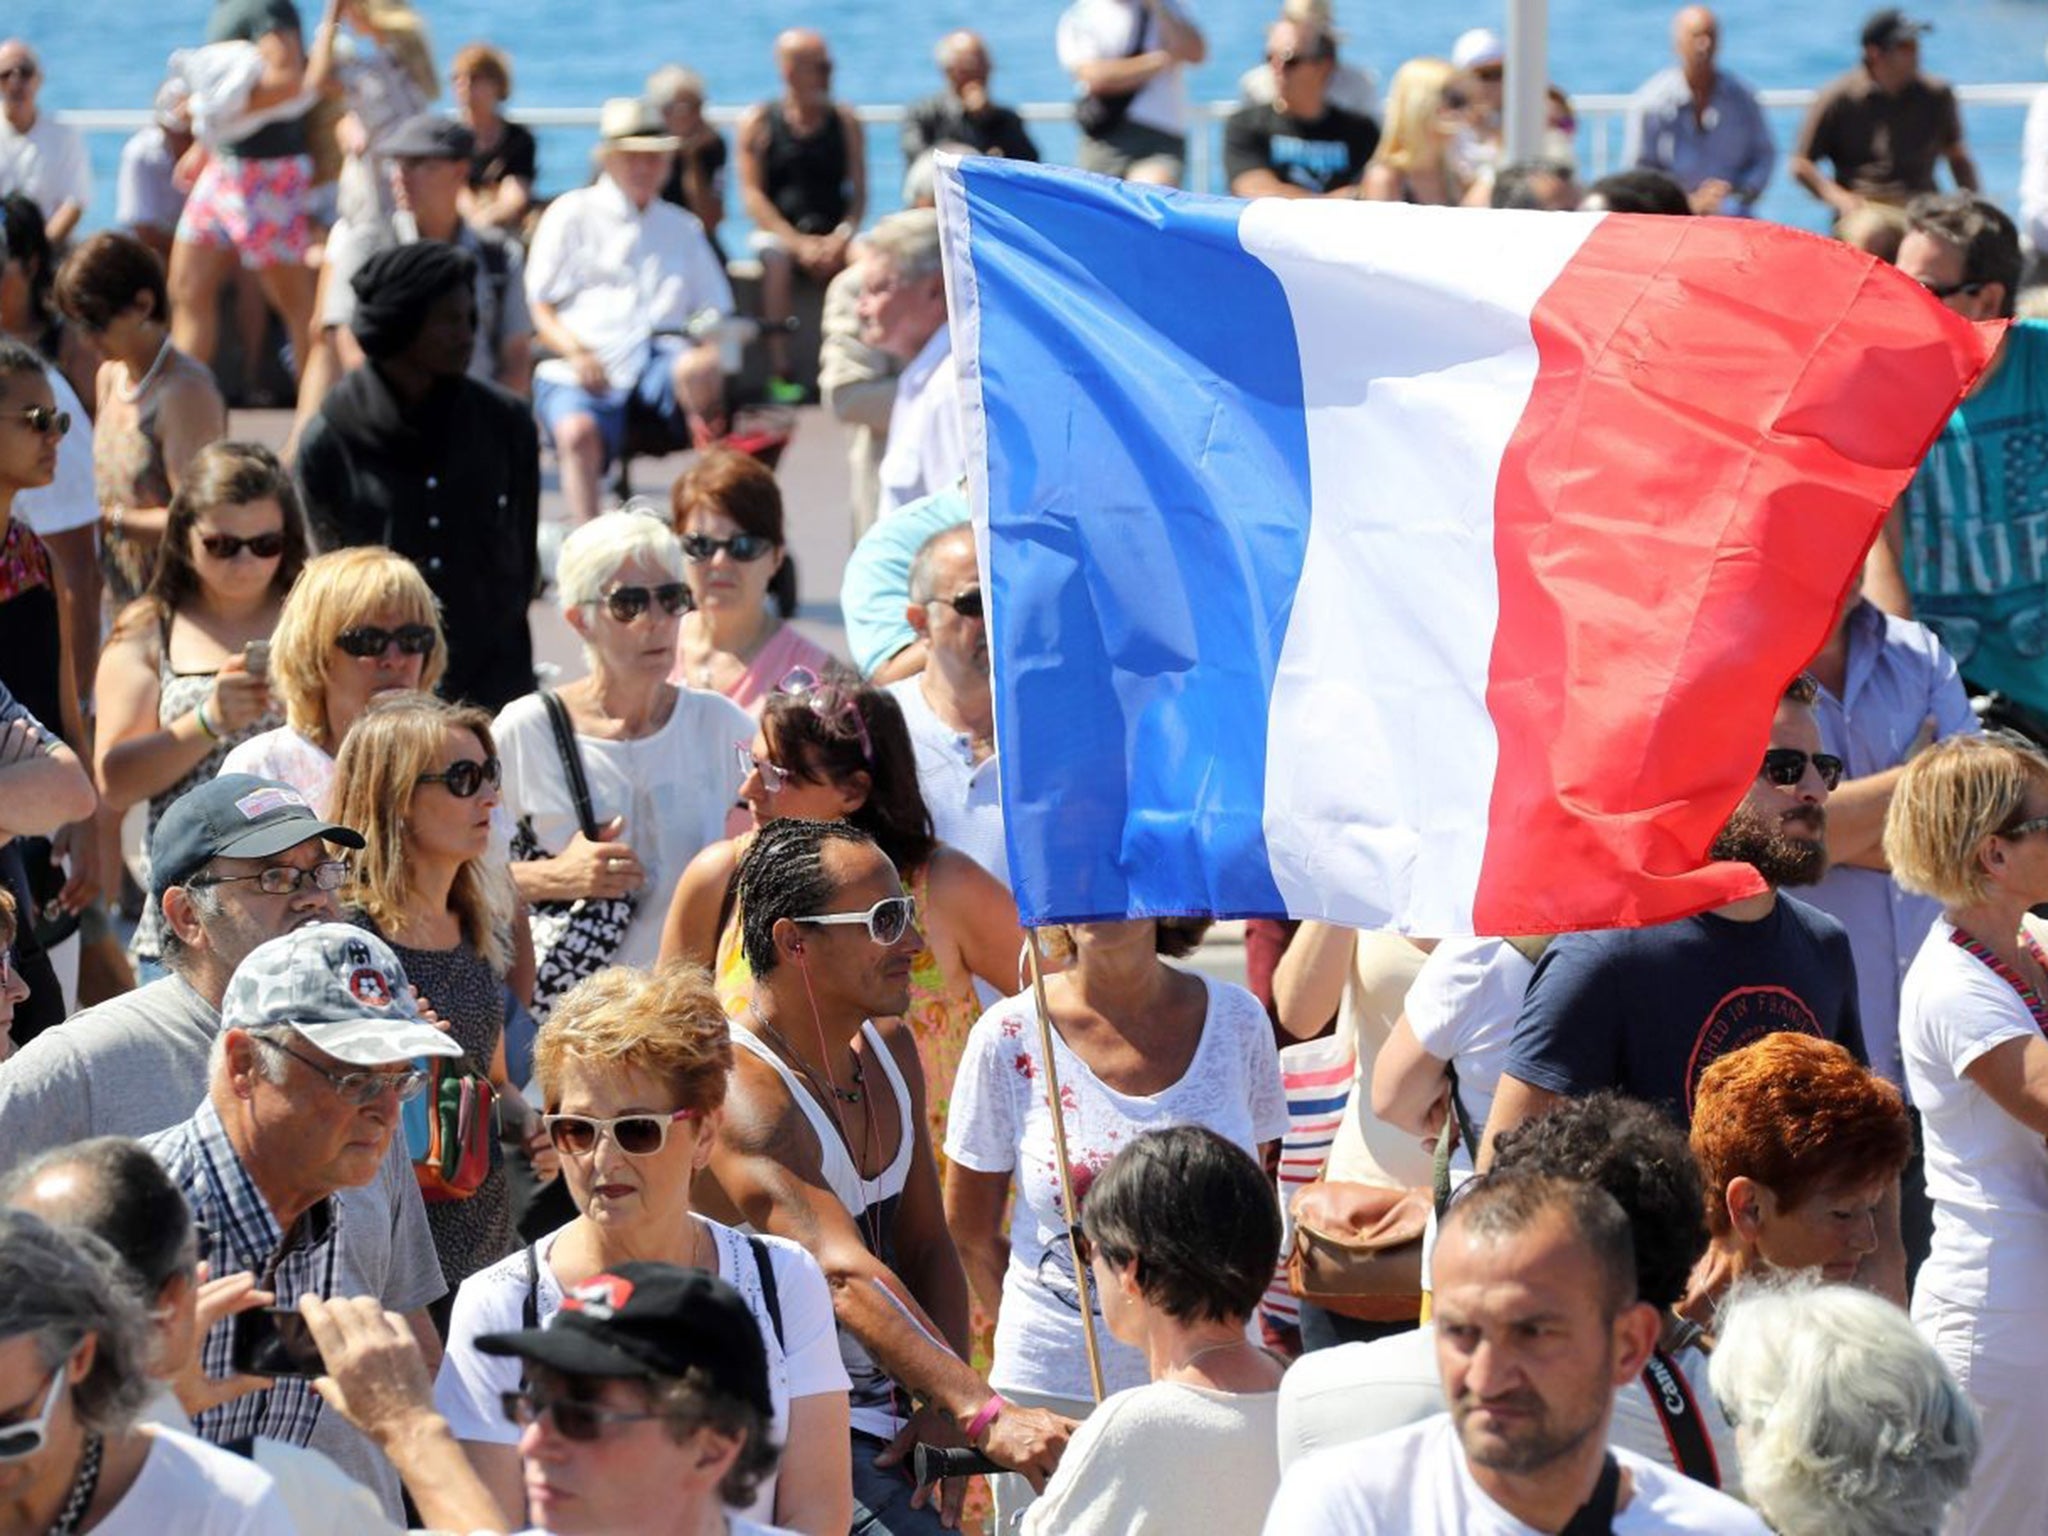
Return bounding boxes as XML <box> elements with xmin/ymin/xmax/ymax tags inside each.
<box><xmin>697</xmin><ymin>817</ymin><xmax>1070</xmax><ymax>1534</ymax></box>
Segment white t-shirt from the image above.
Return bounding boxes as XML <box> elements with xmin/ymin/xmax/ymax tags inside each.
<box><xmin>1402</xmin><ymin>938</ymin><xmax>1535</xmax><ymax>1168</ymax></box>
<box><xmin>1264</xmin><ymin>1414</ymin><xmax>1769</xmax><ymax>1535</ymax></box>
<box><xmin>141</xmin><ymin>1391</ymin><xmax>398</xmax><ymax>1536</ymax></box>
<box><xmin>1901</xmin><ymin>918</ymin><xmax>2048</xmax><ymax>1314</ymax></box>
<box><xmin>435</xmin><ymin>1218</ymin><xmax>849</xmax><ymax>1526</ymax></box>
<box><xmin>494</xmin><ymin>687</ymin><xmax>753</xmax><ymax>968</ymax></box>
<box><xmin>1021</xmin><ymin>1382</ymin><xmax>1280</xmax><ymax>1536</ymax></box>
<box><xmin>1056</xmin><ymin>0</ymin><xmax>1194</xmax><ymax>137</ymax></box>
<box><xmin>525</xmin><ymin>175</ymin><xmax>734</xmax><ymax>392</ymax></box>
<box><xmin>1275</xmin><ymin>1326</ymin><xmax>1743</xmax><ymax>1500</ymax></box>
<box><xmin>16</xmin><ymin>365</ymin><xmax>98</xmax><ymax>537</ymax></box>
<box><xmin>944</xmin><ymin>974</ymin><xmax>1289</xmax><ymax>1400</ymax></box>
<box><xmin>0</xmin><ymin>112</ymin><xmax>91</xmax><ymax>221</ymax></box>
<box><xmin>93</xmin><ymin>1426</ymin><xmax>296</xmax><ymax>1536</ymax></box>
<box><xmin>876</xmin><ymin>323</ymin><xmax>963</xmax><ymax>520</ymax></box>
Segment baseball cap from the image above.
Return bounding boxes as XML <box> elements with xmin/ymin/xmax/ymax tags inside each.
<box><xmin>1452</xmin><ymin>27</ymin><xmax>1505</xmax><ymax>71</ymax></box>
<box><xmin>221</xmin><ymin>923</ymin><xmax>462</xmax><ymax>1066</ymax></box>
<box><xmin>1861</xmin><ymin>9</ymin><xmax>1931</xmax><ymax>49</ymax></box>
<box><xmin>599</xmin><ymin>96</ymin><xmax>681</xmax><ymax>153</ymax></box>
<box><xmin>150</xmin><ymin>775</ymin><xmax>364</xmax><ymax>899</ymax></box>
<box><xmin>477</xmin><ymin>1263</ymin><xmax>773</xmax><ymax>1418</ymax></box>
<box><xmin>383</xmin><ymin>112</ymin><xmax>476</xmax><ymax>161</ymax></box>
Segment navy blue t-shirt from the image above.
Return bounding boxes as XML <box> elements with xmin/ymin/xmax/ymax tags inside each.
<box><xmin>1502</xmin><ymin>894</ymin><xmax>1866</xmax><ymax>1125</ymax></box>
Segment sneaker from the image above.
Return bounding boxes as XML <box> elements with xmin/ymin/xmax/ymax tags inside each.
<box><xmin>764</xmin><ymin>375</ymin><xmax>808</xmax><ymax>406</ymax></box>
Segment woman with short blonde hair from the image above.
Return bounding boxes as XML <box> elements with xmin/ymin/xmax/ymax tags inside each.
<box><xmin>1360</xmin><ymin>58</ymin><xmax>1468</xmax><ymax>205</ymax></box>
<box><xmin>435</xmin><ymin>963</ymin><xmax>853</xmax><ymax>1535</ymax></box>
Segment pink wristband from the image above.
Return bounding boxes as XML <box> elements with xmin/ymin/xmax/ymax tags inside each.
<box><xmin>963</xmin><ymin>1393</ymin><xmax>1006</xmax><ymax>1441</ymax></box>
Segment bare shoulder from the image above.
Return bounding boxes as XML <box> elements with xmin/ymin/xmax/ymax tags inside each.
<box><xmin>866</xmin><ymin>1014</ymin><xmax>929</xmax><ymax>1097</ymax></box>
<box><xmin>718</xmin><ymin>1049</ymin><xmax>823</xmax><ymax>1173</ymax></box>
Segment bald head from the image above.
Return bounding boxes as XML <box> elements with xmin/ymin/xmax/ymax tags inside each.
<box><xmin>2</xmin><ymin>1137</ymin><xmax>196</xmax><ymax>1301</ymax></box>
<box><xmin>937</xmin><ymin>30</ymin><xmax>990</xmax><ymax>83</ymax></box>
<box><xmin>1672</xmin><ymin>6</ymin><xmax>1718</xmax><ymax>76</ymax></box>
<box><xmin>0</xmin><ymin>39</ymin><xmax>39</xmax><ymax>115</ymax></box>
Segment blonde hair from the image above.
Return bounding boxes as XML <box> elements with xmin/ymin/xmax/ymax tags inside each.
<box><xmin>330</xmin><ymin>694</ymin><xmax>507</xmax><ymax>972</ymax></box>
<box><xmin>1372</xmin><ymin>57</ymin><xmax>1458</xmax><ymax>174</ymax></box>
<box><xmin>1883</xmin><ymin>734</ymin><xmax>2048</xmax><ymax>908</ymax></box>
<box><xmin>533</xmin><ymin>965</ymin><xmax>733</xmax><ymax>1115</ymax></box>
<box><xmin>360</xmin><ymin>0</ymin><xmax>438</xmax><ymax>98</ymax></box>
<box><xmin>270</xmin><ymin>549</ymin><xmax>446</xmax><ymax>748</ymax></box>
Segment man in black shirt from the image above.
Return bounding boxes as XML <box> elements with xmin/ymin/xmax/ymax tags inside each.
<box><xmin>901</xmin><ymin>32</ymin><xmax>1039</xmax><ymax>166</ymax></box>
<box><xmin>1224</xmin><ymin>18</ymin><xmax>1379</xmax><ymax>199</ymax></box>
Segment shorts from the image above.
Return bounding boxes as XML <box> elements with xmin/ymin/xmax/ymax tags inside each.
<box><xmin>1077</xmin><ymin>119</ymin><xmax>1186</xmax><ymax>185</ymax></box>
<box><xmin>176</xmin><ymin>155</ymin><xmax>315</xmax><ymax>269</ymax></box>
<box><xmin>533</xmin><ymin>338</ymin><xmax>689</xmax><ymax>464</ymax></box>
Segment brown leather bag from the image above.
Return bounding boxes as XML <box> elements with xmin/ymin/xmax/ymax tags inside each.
<box><xmin>1286</xmin><ymin>1180</ymin><xmax>1431</xmax><ymax>1321</ymax></box>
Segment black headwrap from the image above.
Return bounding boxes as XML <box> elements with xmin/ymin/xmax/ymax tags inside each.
<box><xmin>350</xmin><ymin>242</ymin><xmax>477</xmax><ymax>361</ymax></box>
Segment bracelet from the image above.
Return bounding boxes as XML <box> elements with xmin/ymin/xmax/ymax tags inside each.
<box><xmin>193</xmin><ymin>699</ymin><xmax>222</xmax><ymax>741</ymax></box>
<box><xmin>963</xmin><ymin>1393</ymin><xmax>1006</xmax><ymax>1442</ymax></box>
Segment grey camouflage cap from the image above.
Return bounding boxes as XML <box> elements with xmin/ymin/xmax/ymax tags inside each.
<box><xmin>222</xmin><ymin>923</ymin><xmax>462</xmax><ymax>1066</ymax></box>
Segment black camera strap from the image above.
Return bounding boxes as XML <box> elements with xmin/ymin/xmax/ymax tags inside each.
<box><xmin>1556</xmin><ymin>1452</ymin><xmax>1622</xmax><ymax>1536</ymax></box>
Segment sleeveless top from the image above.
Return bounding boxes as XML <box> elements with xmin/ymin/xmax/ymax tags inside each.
<box><xmin>0</xmin><ymin>519</ymin><xmax>62</xmax><ymax>731</ymax></box>
<box><xmin>763</xmin><ymin>103</ymin><xmax>851</xmax><ymax>235</ymax></box>
<box><xmin>95</xmin><ymin>346</ymin><xmax>219</xmax><ymax>607</ymax></box>
<box><xmin>731</xmin><ymin>1018</ymin><xmax>914</xmax><ymax>1439</ymax></box>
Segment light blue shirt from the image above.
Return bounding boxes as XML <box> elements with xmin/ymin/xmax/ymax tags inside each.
<box><xmin>841</xmin><ymin>487</ymin><xmax>970</xmax><ymax>676</ymax></box>
<box><xmin>1624</xmin><ymin>66</ymin><xmax>1775</xmax><ymax>211</ymax></box>
<box><xmin>1801</xmin><ymin>600</ymin><xmax>1978</xmax><ymax>1089</ymax></box>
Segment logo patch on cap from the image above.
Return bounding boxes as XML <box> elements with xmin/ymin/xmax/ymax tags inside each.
<box><xmin>563</xmin><ymin>1274</ymin><xmax>636</xmax><ymax>1320</ymax></box>
<box><xmin>347</xmin><ymin>968</ymin><xmax>393</xmax><ymax>1008</ymax></box>
<box><xmin>234</xmin><ymin>787</ymin><xmax>309</xmax><ymax>820</ymax></box>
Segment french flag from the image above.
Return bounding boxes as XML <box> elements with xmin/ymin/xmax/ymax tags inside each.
<box><xmin>933</xmin><ymin>157</ymin><xmax>1997</xmax><ymax>936</ymax></box>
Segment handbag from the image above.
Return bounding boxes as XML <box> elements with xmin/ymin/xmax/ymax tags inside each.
<box><xmin>1073</xmin><ymin>0</ymin><xmax>1153</xmax><ymax>138</ymax></box>
<box><xmin>512</xmin><ymin>691</ymin><xmax>637</xmax><ymax>1021</ymax></box>
<box><xmin>402</xmin><ymin>1049</ymin><xmax>498</xmax><ymax>1202</ymax></box>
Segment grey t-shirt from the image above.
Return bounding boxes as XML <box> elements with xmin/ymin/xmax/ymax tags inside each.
<box><xmin>319</xmin><ymin>215</ymin><xmax>532</xmax><ymax>384</ymax></box>
<box><xmin>0</xmin><ymin>974</ymin><xmax>446</xmax><ymax>1516</ymax></box>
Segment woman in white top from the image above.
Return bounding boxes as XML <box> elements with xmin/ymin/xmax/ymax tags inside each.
<box><xmin>434</xmin><ymin>964</ymin><xmax>851</xmax><ymax>1536</ymax></box>
<box><xmin>496</xmin><ymin>512</ymin><xmax>752</xmax><ymax>1005</ymax></box>
<box><xmin>1885</xmin><ymin>733</ymin><xmax>2048</xmax><ymax>1536</ymax></box>
<box><xmin>944</xmin><ymin>918</ymin><xmax>1288</xmax><ymax>1529</ymax></box>
<box><xmin>220</xmin><ymin>546</ymin><xmax>444</xmax><ymax>814</ymax></box>
<box><xmin>1021</xmin><ymin>1125</ymin><xmax>1284</xmax><ymax>1536</ymax></box>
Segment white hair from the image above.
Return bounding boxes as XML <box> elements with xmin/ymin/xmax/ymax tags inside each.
<box><xmin>864</xmin><ymin>209</ymin><xmax>943</xmax><ymax>283</ymax></box>
<box><xmin>1708</xmin><ymin>1280</ymin><xmax>1978</xmax><ymax>1536</ymax></box>
<box><xmin>645</xmin><ymin>64</ymin><xmax>704</xmax><ymax>105</ymax></box>
<box><xmin>555</xmin><ymin>509</ymin><xmax>686</xmax><ymax>615</ymax></box>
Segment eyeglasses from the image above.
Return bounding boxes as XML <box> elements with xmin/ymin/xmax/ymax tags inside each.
<box><xmin>187</xmin><ymin>860</ymin><xmax>350</xmax><ymax>896</ymax></box>
<box><xmin>680</xmin><ymin>532</ymin><xmax>776</xmax><ymax>563</ymax></box>
<box><xmin>336</xmin><ymin>623</ymin><xmax>437</xmax><ymax>659</ymax></box>
<box><xmin>1269</xmin><ymin>51</ymin><xmax>1318</xmax><ymax>69</ymax></box>
<box><xmin>199</xmin><ymin>530</ymin><xmax>288</xmax><ymax>560</ymax></box>
<box><xmin>1919</xmin><ymin>278</ymin><xmax>1986</xmax><ymax>301</ymax></box>
<box><xmin>0</xmin><ymin>1366</ymin><xmax>66</xmax><ymax>1463</ymax></box>
<box><xmin>0</xmin><ymin>67</ymin><xmax>37</xmax><ymax>85</ymax></box>
<box><xmin>1760</xmin><ymin>748</ymin><xmax>1845</xmax><ymax>791</ymax></box>
<box><xmin>931</xmin><ymin>586</ymin><xmax>984</xmax><ymax>621</ymax></box>
<box><xmin>501</xmin><ymin>1389</ymin><xmax>666</xmax><ymax>1442</ymax></box>
<box><xmin>1997</xmin><ymin>815</ymin><xmax>2048</xmax><ymax>839</ymax></box>
<box><xmin>542</xmin><ymin>1106</ymin><xmax>701</xmax><ymax>1157</ymax></box>
<box><xmin>794</xmin><ymin>894</ymin><xmax>917</xmax><ymax>947</ymax></box>
<box><xmin>599</xmin><ymin>582</ymin><xmax>688</xmax><ymax>622</ymax></box>
<box><xmin>252</xmin><ymin>1035</ymin><xmax>428</xmax><ymax>1106</ymax></box>
<box><xmin>8</xmin><ymin>406</ymin><xmax>69</xmax><ymax>439</ymax></box>
<box><xmin>776</xmin><ymin>666</ymin><xmax>873</xmax><ymax>766</ymax></box>
<box><xmin>417</xmin><ymin>756</ymin><xmax>501</xmax><ymax>798</ymax></box>
<box><xmin>735</xmin><ymin>741</ymin><xmax>796</xmax><ymax>794</ymax></box>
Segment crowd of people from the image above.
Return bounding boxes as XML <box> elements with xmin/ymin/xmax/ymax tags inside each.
<box><xmin>0</xmin><ymin>0</ymin><xmax>2042</xmax><ymax>1534</ymax></box>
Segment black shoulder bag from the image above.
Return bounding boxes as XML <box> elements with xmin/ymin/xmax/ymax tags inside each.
<box><xmin>1073</xmin><ymin>1</ymin><xmax>1154</xmax><ymax>138</ymax></box>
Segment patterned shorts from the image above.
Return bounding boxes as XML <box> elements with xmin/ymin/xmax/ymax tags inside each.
<box><xmin>175</xmin><ymin>155</ymin><xmax>314</xmax><ymax>269</ymax></box>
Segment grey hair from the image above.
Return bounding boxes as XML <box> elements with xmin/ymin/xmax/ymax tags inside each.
<box><xmin>645</xmin><ymin>64</ymin><xmax>705</xmax><ymax>106</ymax></box>
<box><xmin>933</xmin><ymin>30</ymin><xmax>983</xmax><ymax>69</ymax></box>
<box><xmin>555</xmin><ymin>509</ymin><xmax>688</xmax><ymax>668</ymax></box>
<box><xmin>157</xmin><ymin>877</ymin><xmax>222</xmax><ymax>975</ymax></box>
<box><xmin>208</xmin><ymin>1025</ymin><xmax>291</xmax><ymax>1085</ymax></box>
<box><xmin>1708</xmin><ymin>1279</ymin><xmax>1978</xmax><ymax>1536</ymax></box>
<box><xmin>0</xmin><ymin>1209</ymin><xmax>154</xmax><ymax>1436</ymax></box>
<box><xmin>864</xmin><ymin>209</ymin><xmax>943</xmax><ymax>283</ymax></box>
<box><xmin>908</xmin><ymin>521</ymin><xmax>974</xmax><ymax>604</ymax></box>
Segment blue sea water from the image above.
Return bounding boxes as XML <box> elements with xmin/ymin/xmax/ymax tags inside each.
<box><xmin>12</xmin><ymin>0</ymin><xmax>2048</xmax><ymax>236</ymax></box>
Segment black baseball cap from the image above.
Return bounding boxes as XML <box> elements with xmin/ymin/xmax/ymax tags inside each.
<box><xmin>149</xmin><ymin>775</ymin><xmax>364</xmax><ymax>898</ymax></box>
<box><xmin>383</xmin><ymin>112</ymin><xmax>476</xmax><ymax>161</ymax></box>
<box><xmin>477</xmin><ymin>1263</ymin><xmax>773</xmax><ymax>1418</ymax></box>
<box><xmin>1861</xmin><ymin>9</ymin><xmax>1930</xmax><ymax>50</ymax></box>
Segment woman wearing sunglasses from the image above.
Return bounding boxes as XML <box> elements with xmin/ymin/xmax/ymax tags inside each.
<box><xmin>332</xmin><ymin>692</ymin><xmax>538</xmax><ymax>1297</ymax></box>
<box><xmin>669</xmin><ymin>448</ymin><xmax>836</xmax><ymax>715</ymax></box>
<box><xmin>94</xmin><ymin>443</ymin><xmax>304</xmax><ymax>983</ymax></box>
<box><xmin>221</xmin><ymin>546</ymin><xmax>445</xmax><ymax>814</ymax></box>
<box><xmin>497</xmin><ymin>512</ymin><xmax>753</xmax><ymax>998</ymax></box>
<box><xmin>434</xmin><ymin>964</ymin><xmax>852</xmax><ymax>1535</ymax></box>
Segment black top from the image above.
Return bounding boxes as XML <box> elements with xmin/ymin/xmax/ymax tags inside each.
<box><xmin>901</xmin><ymin>92</ymin><xmax>1039</xmax><ymax>165</ymax></box>
<box><xmin>762</xmin><ymin>103</ymin><xmax>851</xmax><ymax>235</ymax></box>
<box><xmin>660</xmin><ymin>134</ymin><xmax>730</xmax><ymax>262</ymax></box>
<box><xmin>468</xmin><ymin>121</ymin><xmax>538</xmax><ymax>194</ymax></box>
<box><xmin>1223</xmin><ymin>102</ymin><xmax>1380</xmax><ymax>195</ymax></box>
<box><xmin>0</xmin><ymin>524</ymin><xmax>71</xmax><ymax>1046</ymax></box>
<box><xmin>206</xmin><ymin>0</ymin><xmax>308</xmax><ymax>160</ymax></box>
<box><xmin>296</xmin><ymin>367</ymin><xmax>540</xmax><ymax>712</ymax></box>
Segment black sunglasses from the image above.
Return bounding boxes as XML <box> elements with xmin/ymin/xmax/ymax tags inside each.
<box><xmin>501</xmin><ymin>1389</ymin><xmax>665</xmax><ymax>1442</ymax></box>
<box><xmin>335</xmin><ymin>623</ymin><xmax>438</xmax><ymax>658</ymax></box>
<box><xmin>1919</xmin><ymin>278</ymin><xmax>1986</xmax><ymax>301</ymax></box>
<box><xmin>9</xmin><ymin>406</ymin><xmax>69</xmax><ymax>438</ymax></box>
<box><xmin>1760</xmin><ymin>748</ymin><xmax>1844</xmax><ymax>791</ymax></box>
<box><xmin>681</xmin><ymin>532</ymin><xmax>776</xmax><ymax>563</ymax></box>
<box><xmin>601</xmin><ymin>583</ymin><xmax>689</xmax><ymax>622</ymax></box>
<box><xmin>933</xmin><ymin>587</ymin><xmax>984</xmax><ymax>621</ymax></box>
<box><xmin>417</xmin><ymin>756</ymin><xmax>501</xmax><ymax>798</ymax></box>
<box><xmin>200</xmin><ymin>530</ymin><xmax>288</xmax><ymax>560</ymax></box>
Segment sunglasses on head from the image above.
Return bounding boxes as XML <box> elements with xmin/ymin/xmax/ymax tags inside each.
<box><xmin>542</xmin><ymin>1106</ymin><xmax>700</xmax><ymax>1157</ymax></box>
<box><xmin>776</xmin><ymin>666</ymin><xmax>873</xmax><ymax>765</ymax></box>
<box><xmin>417</xmin><ymin>756</ymin><xmax>501</xmax><ymax>798</ymax></box>
<box><xmin>501</xmin><ymin>1388</ymin><xmax>666</xmax><ymax>1442</ymax></box>
<box><xmin>0</xmin><ymin>1366</ymin><xmax>66</xmax><ymax>1463</ymax></box>
<box><xmin>1760</xmin><ymin>748</ymin><xmax>1844</xmax><ymax>791</ymax></box>
<box><xmin>794</xmin><ymin>894</ymin><xmax>917</xmax><ymax>947</ymax></box>
<box><xmin>336</xmin><ymin>623</ymin><xmax>438</xmax><ymax>659</ymax></box>
<box><xmin>9</xmin><ymin>406</ymin><xmax>69</xmax><ymax>439</ymax></box>
<box><xmin>199</xmin><ymin>530</ymin><xmax>288</xmax><ymax>560</ymax></box>
<box><xmin>932</xmin><ymin>586</ymin><xmax>984</xmax><ymax>621</ymax></box>
<box><xmin>600</xmin><ymin>583</ymin><xmax>688</xmax><ymax>622</ymax></box>
<box><xmin>681</xmin><ymin>531</ymin><xmax>776</xmax><ymax>563</ymax></box>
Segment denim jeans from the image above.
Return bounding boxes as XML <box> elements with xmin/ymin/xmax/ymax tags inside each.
<box><xmin>851</xmin><ymin>1430</ymin><xmax>949</xmax><ymax>1536</ymax></box>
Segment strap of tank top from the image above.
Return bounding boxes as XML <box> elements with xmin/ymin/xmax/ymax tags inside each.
<box><xmin>730</xmin><ymin>1026</ymin><xmax>866</xmax><ymax>1211</ymax></box>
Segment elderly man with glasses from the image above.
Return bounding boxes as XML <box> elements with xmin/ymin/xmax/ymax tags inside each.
<box><xmin>142</xmin><ymin>923</ymin><xmax>461</xmax><ymax>1489</ymax></box>
<box><xmin>0</xmin><ymin>40</ymin><xmax>90</xmax><ymax>245</ymax></box>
